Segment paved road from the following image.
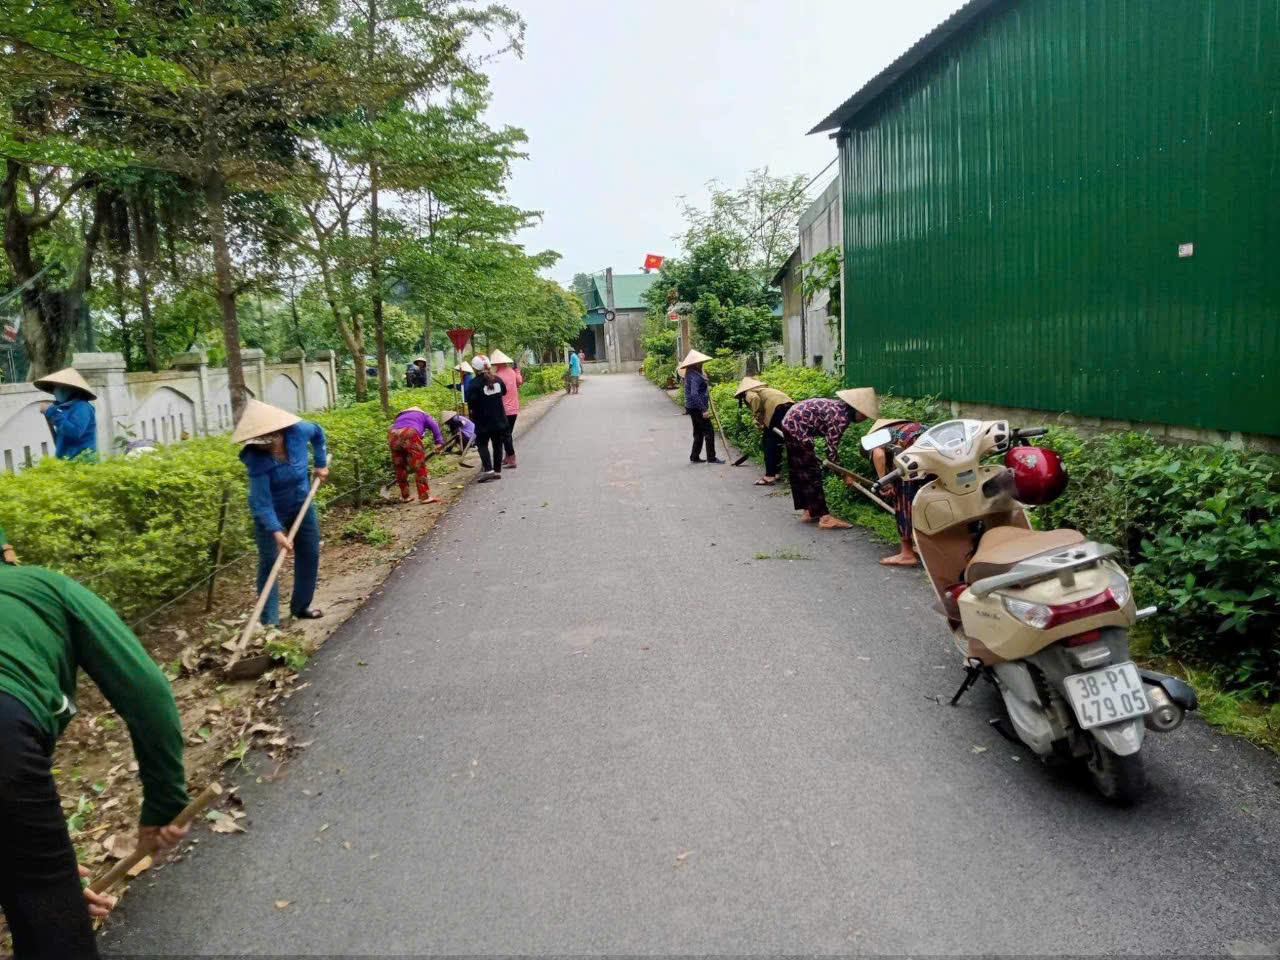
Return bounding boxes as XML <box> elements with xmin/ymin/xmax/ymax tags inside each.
<box><xmin>106</xmin><ymin>374</ymin><xmax>1280</xmax><ymax>956</ymax></box>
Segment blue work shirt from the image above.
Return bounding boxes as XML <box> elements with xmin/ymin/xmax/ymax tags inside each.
<box><xmin>239</xmin><ymin>421</ymin><xmax>328</xmax><ymax>534</ymax></box>
<box><xmin>43</xmin><ymin>399</ymin><xmax>97</xmax><ymax>460</ymax></box>
<box><xmin>568</xmin><ymin>354</ymin><xmax>581</xmax><ymax>376</ymax></box>
<box><xmin>683</xmin><ymin>369</ymin><xmax>709</xmax><ymax>412</ymax></box>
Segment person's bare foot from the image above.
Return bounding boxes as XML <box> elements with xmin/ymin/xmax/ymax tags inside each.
<box><xmin>818</xmin><ymin>514</ymin><xmax>852</xmax><ymax>529</ymax></box>
<box><xmin>799</xmin><ymin>510</ymin><xmax>818</xmax><ymax>523</ymax></box>
<box><xmin>880</xmin><ymin>551</ymin><xmax>919</xmax><ymax>566</ymax></box>
<box><xmin>422</xmin><ymin>496</ymin><xmax>442</xmax><ymax>505</ymax></box>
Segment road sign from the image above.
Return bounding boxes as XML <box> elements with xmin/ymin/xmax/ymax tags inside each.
<box><xmin>604</xmin><ymin>309</ymin><xmax>616</xmax><ymax>322</ymax></box>
<box><xmin>446</xmin><ymin>328</ymin><xmax>474</xmax><ymax>352</ymax></box>
<box><xmin>668</xmin><ymin>312</ymin><xmax>679</xmax><ymax>322</ymax></box>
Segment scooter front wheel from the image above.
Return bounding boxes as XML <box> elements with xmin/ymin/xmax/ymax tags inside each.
<box><xmin>1086</xmin><ymin>740</ymin><xmax>1146</xmax><ymax>804</ymax></box>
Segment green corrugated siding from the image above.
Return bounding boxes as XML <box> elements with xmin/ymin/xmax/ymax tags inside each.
<box><xmin>841</xmin><ymin>0</ymin><xmax>1280</xmax><ymax>436</ymax></box>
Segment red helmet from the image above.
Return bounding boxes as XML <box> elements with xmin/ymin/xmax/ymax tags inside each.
<box><xmin>1004</xmin><ymin>446</ymin><xmax>1068</xmax><ymax>505</ymax></box>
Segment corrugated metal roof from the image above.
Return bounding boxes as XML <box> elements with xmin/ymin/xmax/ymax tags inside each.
<box><xmin>587</xmin><ymin>272</ymin><xmax>659</xmax><ymax>310</ymax></box>
<box><xmin>808</xmin><ymin>0</ymin><xmax>1007</xmax><ymax>134</ymax></box>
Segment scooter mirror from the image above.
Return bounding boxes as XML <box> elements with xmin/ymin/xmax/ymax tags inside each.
<box><xmin>861</xmin><ymin>428</ymin><xmax>893</xmax><ymax>451</ymax></box>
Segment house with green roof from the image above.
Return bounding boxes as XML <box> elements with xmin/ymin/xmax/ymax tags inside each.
<box><xmin>574</xmin><ymin>271</ymin><xmax>658</xmax><ymax>373</ymax></box>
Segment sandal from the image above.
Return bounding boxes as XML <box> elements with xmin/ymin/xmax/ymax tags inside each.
<box><xmin>293</xmin><ymin>609</ymin><xmax>324</xmax><ymax>619</ymax></box>
<box><xmin>754</xmin><ymin>477</ymin><xmax>776</xmax><ymax>486</ymax></box>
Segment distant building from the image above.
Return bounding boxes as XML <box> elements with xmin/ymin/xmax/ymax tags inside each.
<box><xmin>779</xmin><ymin>178</ymin><xmax>842</xmax><ymax>372</ymax></box>
<box><xmin>575</xmin><ymin>271</ymin><xmax>657</xmax><ymax>373</ymax></box>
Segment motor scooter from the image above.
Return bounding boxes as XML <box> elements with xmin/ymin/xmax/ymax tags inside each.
<box><xmin>862</xmin><ymin>419</ymin><xmax>1197</xmax><ymax>803</ymax></box>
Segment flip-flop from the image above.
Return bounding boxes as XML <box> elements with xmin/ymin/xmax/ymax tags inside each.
<box><xmin>755</xmin><ymin>478</ymin><xmax>776</xmax><ymax>485</ymax></box>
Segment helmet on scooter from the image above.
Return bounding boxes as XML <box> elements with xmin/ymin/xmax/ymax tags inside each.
<box><xmin>1004</xmin><ymin>446</ymin><xmax>1068</xmax><ymax>505</ymax></box>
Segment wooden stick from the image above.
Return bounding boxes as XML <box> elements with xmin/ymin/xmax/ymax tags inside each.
<box><xmin>707</xmin><ymin>396</ymin><xmax>731</xmax><ymax>459</ymax></box>
<box><xmin>90</xmin><ymin>783</ymin><xmax>222</xmax><ymax>893</ymax></box>
<box><xmin>204</xmin><ymin>486</ymin><xmax>231</xmax><ymax>612</ymax></box>
<box><xmin>822</xmin><ymin>458</ymin><xmax>895</xmax><ymax>514</ymax></box>
<box><xmin>230</xmin><ymin>473</ymin><xmax>325</xmax><ymax>661</ymax></box>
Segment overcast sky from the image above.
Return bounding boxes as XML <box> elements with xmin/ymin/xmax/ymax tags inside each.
<box><xmin>482</xmin><ymin>0</ymin><xmax>963</xmax><ymax>286</ymax></box>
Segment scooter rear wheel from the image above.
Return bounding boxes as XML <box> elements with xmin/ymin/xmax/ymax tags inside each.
<box><xmin>1087</xmin><ymin>740</ymin><xmax>1146</xmax><ymax>804</ymax></box>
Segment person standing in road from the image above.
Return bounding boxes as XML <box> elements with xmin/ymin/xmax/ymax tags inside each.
<box><xmin>567</xmin><ymin>350</ymin><xmax>582</xmax><ymax>394</ymax></box>
<box><xmin>490</xmin><ymin>350</ymin><xmax>522</xmax><ymax>469</ymax></box>
<box><xmin>780</xmin><ymin>388</ymin><xmax>878</xmax><ymax>529</ymax></box>
<box><xmin>387</xmin><ymin>405</ymin><xmax>444</xmax><ymax>505</ymax></box>
<box><xmin>735</xmin><ymin>376</ymin><xmax>794</xmax><ymax>485</ymax></box>
<box><xmin>33</xmin><ymin>367</ymin><xmax>98</xmax><ymax>462</ymax></box>
<box><xmin>679</xmin><ymin>350</ymin><xmax>723</xmax><ymax>464</ymax></box>
<box><xmin>234</xmin><ymin>400</ymin><xmax>329</xmax><ymax>624</ymax></box>
<box><xmin>0</xmin><ymin>524</ymin><xmax>190</xmax><ymax>960</ymax></box>
<box><xmin>464</xmin><ymin>355</ymin><xmax>508</xmax><ymax>483</ymax></box>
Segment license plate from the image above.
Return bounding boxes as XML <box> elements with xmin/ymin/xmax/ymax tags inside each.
<box><xmin>1063</xmin><ymin>661</ymin><xmax>1151</xmax><ymax>729</ymax></box>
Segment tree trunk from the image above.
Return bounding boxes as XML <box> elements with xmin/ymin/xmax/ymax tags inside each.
<box><xmin>127</xmin><ymin>192</ymin><xmax>159</xmax><ymax>370</ymax></box>
<box><xmin>205</xmin><ymin>172</ymin><xmax>248</xmax><ymax>420</ymax></box>
<box><xmin>421</xmin><ymin>303</ymin><xmax>431</xmax><ymax>385</ymax></box>
<box><xmin>316</xmin><ymin>255</ymin><xmax>367</xmax><ymax>400</ymax></box>
<box><xmin>367</xmin><ymin>0</ymin><xmax>389</xmax><ymax>414</ymax></box>
<box><xmin>2</xmin><ymin>163</ymin><xmax>106</xmax><ymax>379</ymax></box>
<box><xmin>113</xmin><ymin>257</ymin><xmax>133</xmax><ymax>370</ymax></box>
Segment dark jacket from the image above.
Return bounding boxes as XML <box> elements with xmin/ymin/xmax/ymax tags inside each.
<box><xmin>465</xmin><ymin>374</ymin><xmax>508</xmax><ymax>432</ymax></box>
<box><xmin>405</xmin><ymin>363</ymin><xmax>427</xmax><ymax>388</ymax></box>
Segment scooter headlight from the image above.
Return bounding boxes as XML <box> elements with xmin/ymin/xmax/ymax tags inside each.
<box><xmin>1108</xmin><ymin>573</ymin><xmax>1131</xmax><ymax>609</ymax></box>
<box><xmin>1001</xmin><ymin>595</ymin><xmax>1054</xmax><ymax>630</ymax></box>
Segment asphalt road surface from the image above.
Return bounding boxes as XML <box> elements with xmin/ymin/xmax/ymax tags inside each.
<box><xmin>105</xmin><ymin>374</ymin><xmax>1280</xmax><ymax>956</ymax></box>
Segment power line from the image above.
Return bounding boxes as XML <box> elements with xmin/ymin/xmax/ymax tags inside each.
<box><xmin>740</xmin><ymin>156</ymin><xmax>839</xmax><ymax>249</ymax></box>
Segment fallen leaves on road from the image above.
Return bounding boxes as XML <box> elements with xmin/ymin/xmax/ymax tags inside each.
<box><xmin>674</xmin><ymin>849</ymin><xmax>694</xmax><ymax>868</ymax></box>
<box><xmin>209</xmin><ymin>812</ymin><xmax>246</xmax><ymax>834</ymax></box>
<box><xmin>971</xmin><ymin>745</ymin><xmax>988</xmax><ymax>754</ymax></box>
<box><xmin>274</xmin><ymin>900</ymin><xmax>291</xmax><ymax>910</ymax></box>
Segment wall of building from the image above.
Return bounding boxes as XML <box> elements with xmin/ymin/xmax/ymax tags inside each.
<box><xmin>839</xmin><ymin>0</ymin><xmax>1280</xmax><ymax>439</ymax></box>
<box><xmin>0</xmin><ymin>349</ymin><xmax>337</xmax><ymax>473</ymax></box>
<box><xmin>779</xmin><ymin>263</ymin><xmax>805</xmax><ymax>367</ymax></box>
<box><xmin>798</xmin><ymin>178</ymin><xmax>842</xmax><ymax>372</ymax></box>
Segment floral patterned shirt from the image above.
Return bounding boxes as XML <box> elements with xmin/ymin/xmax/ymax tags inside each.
<box><xmin>781</xmin><ymin>398</ymin><xmax>854</xmax><ymax>465</ymax></box>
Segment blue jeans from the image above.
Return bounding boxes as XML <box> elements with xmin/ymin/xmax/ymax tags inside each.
<box><xmin>253</xmin><ymin>504</ymin><xmax>320</xmax><ymax>625</ymax></box>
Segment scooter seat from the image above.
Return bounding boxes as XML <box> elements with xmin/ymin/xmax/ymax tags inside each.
<box><xmin>965</xmin><ymin>526</ymin><xmax>1086</xmax><ymax>583</ymax></box>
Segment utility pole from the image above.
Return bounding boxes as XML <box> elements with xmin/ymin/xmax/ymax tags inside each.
<box><xmin>604</xmin><ymin>267</ymin><xmax>616</xmax><ymax>373</ymax></box>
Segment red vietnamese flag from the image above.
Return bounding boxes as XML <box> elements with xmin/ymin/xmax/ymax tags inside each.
<box><xmin>643</xmin><ymin>253</ymin><xmax>664</xmax><ymax>271</ymax></box>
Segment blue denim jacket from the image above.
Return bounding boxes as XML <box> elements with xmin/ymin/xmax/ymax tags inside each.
<box><xmin>239</xmin><ymin>421</ymin><xmax>328</xmax><ymax>534</ymax></box>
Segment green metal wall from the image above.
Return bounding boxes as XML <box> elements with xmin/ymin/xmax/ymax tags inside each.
<box><xmin>841</xmin><ymin>0</ymin><xmax>1280</xmax><ymax>436</ymax></box>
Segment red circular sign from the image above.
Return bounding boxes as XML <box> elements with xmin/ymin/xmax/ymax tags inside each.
<box><xmin>668</xmin><ymin>312</ymin><xmax>679</xmax><ymax>321</ymax></box>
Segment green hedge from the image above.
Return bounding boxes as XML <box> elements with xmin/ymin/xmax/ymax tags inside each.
<box><xmin>703</xmin><ymin>362</ymin><xmax>1280</xmax><ymax>693</ymax></box>
<box><xmin>0</xmin><ymin>374</ymin><xmax>564</xmax><ymax>620</ymax></box>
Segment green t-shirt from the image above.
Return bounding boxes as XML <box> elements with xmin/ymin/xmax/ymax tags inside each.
<box><xmin>0</xmin><ymin>564</ymin><xmax>189</xmax><ymax>825</ymax></box>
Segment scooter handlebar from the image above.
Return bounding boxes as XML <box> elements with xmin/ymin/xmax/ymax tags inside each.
<box><xmin>1013</xmin><ymin>426</ymin><xmax>1048</xmax><ymax>439</ymax></box>
<box><xmin>872</xmin><ymin>468</ymin><xmax>902</xmax><ymax>492</ymax></box>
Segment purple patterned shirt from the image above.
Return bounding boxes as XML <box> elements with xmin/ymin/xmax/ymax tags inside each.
<box><xmin>781</xmin><ymin>398</ymin><xmax>855</xmax><ymax>465</ymax></box>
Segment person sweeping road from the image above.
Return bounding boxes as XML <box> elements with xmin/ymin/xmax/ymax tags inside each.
<box><xmin>34</xmin><ymin>367</ymin><xmax>98</xmax><ymax>462</ymax></box>
<box><xmin>387</xmin><ymin>406</ymin><xmax>444</xmax><ymax>505</ymax></box>
<box><xmin>464</xmin><ymin>355</ymin><xmax>508</xmax><ymax>483</ymax></box>
<box><xmin>234</xmin><ymin>400</ymin><xmax>329</xmax><ymax>625</ymax></box>
<box><xmin>490</xmin><ymin>350</ymin><xmax>522</xmax><ymax>469</ymax></box>
<box><xmin>679</xmin><ymin>349</ymin><xmax>723</xmax><ymax>464</ymax></box>
<box><xmin>0</xmin><ymin>524</ymin><xmax>189</xmax><ymax>960</ymax></box>
<box><xmin>735</xmin><ymin>376</ymin><xmax>793</xmax><ymax>484</ymax></box>
<box><xmin>780</xmin><ymin>387</ymin><xmax>878</xmax><ymax>529</ymax></box>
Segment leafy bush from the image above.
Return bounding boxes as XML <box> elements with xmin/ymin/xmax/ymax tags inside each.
<box><xmin>1036</xmin><ymin>431</ymin><xmax>1280</xmax><ymax>694</ymax></box>
<box><xmin>702</xmin><ymin>349</ymin><xmax>740</xmax><ymax>385</ymax></box>
<box><xmin>642</xmin><ymin>353</ymin><xmax>677</xmax><ymax>388</ymax></box>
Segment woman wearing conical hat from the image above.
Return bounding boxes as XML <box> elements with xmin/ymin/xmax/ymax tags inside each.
<box><xmin>778</xmin><ymin>387</ymin><xmax>879</xmax><ymax>530</ymax></box>
<box><xmin>679</xmin><ymin>350</ymin><xmax>723</xmax><ymax>464</ymax></box>
<box><xmin>34</xmin><ymin>367</ymin><xmax>98</xmax><ymax>461</ymax></box>
<box><xmin>735</xmin><ymin>376</ymin><xmax>794</xmax><ymax>485</ymax></box>
<box><xmin>489</xmin><ymin>350</ymin><xmax>522</xmax><ymax>468</ymax></box>
<box><xmin>232</xmin><ymin>400</ymin><xmax>329</xmax><ymax>625</ymax></box>
<box><xmin>866</xmin><ymin>414</ymin><xmax>929</xmax><ymax>567</ymax></box>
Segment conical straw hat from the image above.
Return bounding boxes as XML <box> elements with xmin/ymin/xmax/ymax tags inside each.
<box><xmin>677</xmin><ymin>349</ymin><xmax>711</xmax><ymax>372</ymax></box>
<box><xmin>870</xmin><ymin>417</ymin><xmax>911</xmax><ymax>434</ymax></box>
<box><xmin>413</xmin><ymin>356</ymin><xmax>427</xmax><ymax>364</ymax></box>
<box><xmin>32</xmin><ymin>367</ymin><xmax>96</xmax><ymax>400</ymax></box>
<box><xmin>835</xmin><ymin>387</ymin><xmax>879</xmax><ymax>421</ymax></box>
<box><xmin>402</xmin><ymin>406</ymin><xmax>425</xmax><ymax>415</ymax></box>
<box><xmin>439</xmin><ymin>410</ymin><xmax>459</xmax><ymax>424</ymax></box>
<box><xmin>455</xmin><ymin>361</ymin><xmax>473</xmax><ymax>373</ymax></box>
<box><xmin>489</xmin><ymin>349</ymin><xmax>514</xmax><ymax>365</ymax></box>
<box><xmin>231</xmin><ymin>399</ymin><xmax>301</xmax><ymax>443</ymax></box>
<box><xmin>734</xmin><ymin>376</ymin><xmax>765</xmax><ymax>396</ymax></box>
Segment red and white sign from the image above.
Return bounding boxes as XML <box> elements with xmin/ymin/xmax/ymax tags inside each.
<box><xmin>445</xmin><ymin>327</ymin><xmax>474</xmax><ymax>352</ymax></box>
<box><xmin>2</xmin><ymin>321</ymin><xmax>16</xmax><ymax>343</ymax></box>
<box><xmin>668</xmin><ymin>312</ymin><xmax>679</xmax><ymax>322</ymax></box>
<box><xmin>644</xmin><ymin>253</ymin><xmax>664</xmax><ymax>271</ymax></box>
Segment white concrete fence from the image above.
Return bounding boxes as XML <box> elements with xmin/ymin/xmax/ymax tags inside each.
<box><xmin>0</xmin><ymin>347</ymin><xmax>337</xmax><ymax>474</ymax></box>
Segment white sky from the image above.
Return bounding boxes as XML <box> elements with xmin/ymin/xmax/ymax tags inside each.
<box><xmin>483</xmin><ymin>0</ymin><xmax>964</xmax><ymax>285</ymax></box>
